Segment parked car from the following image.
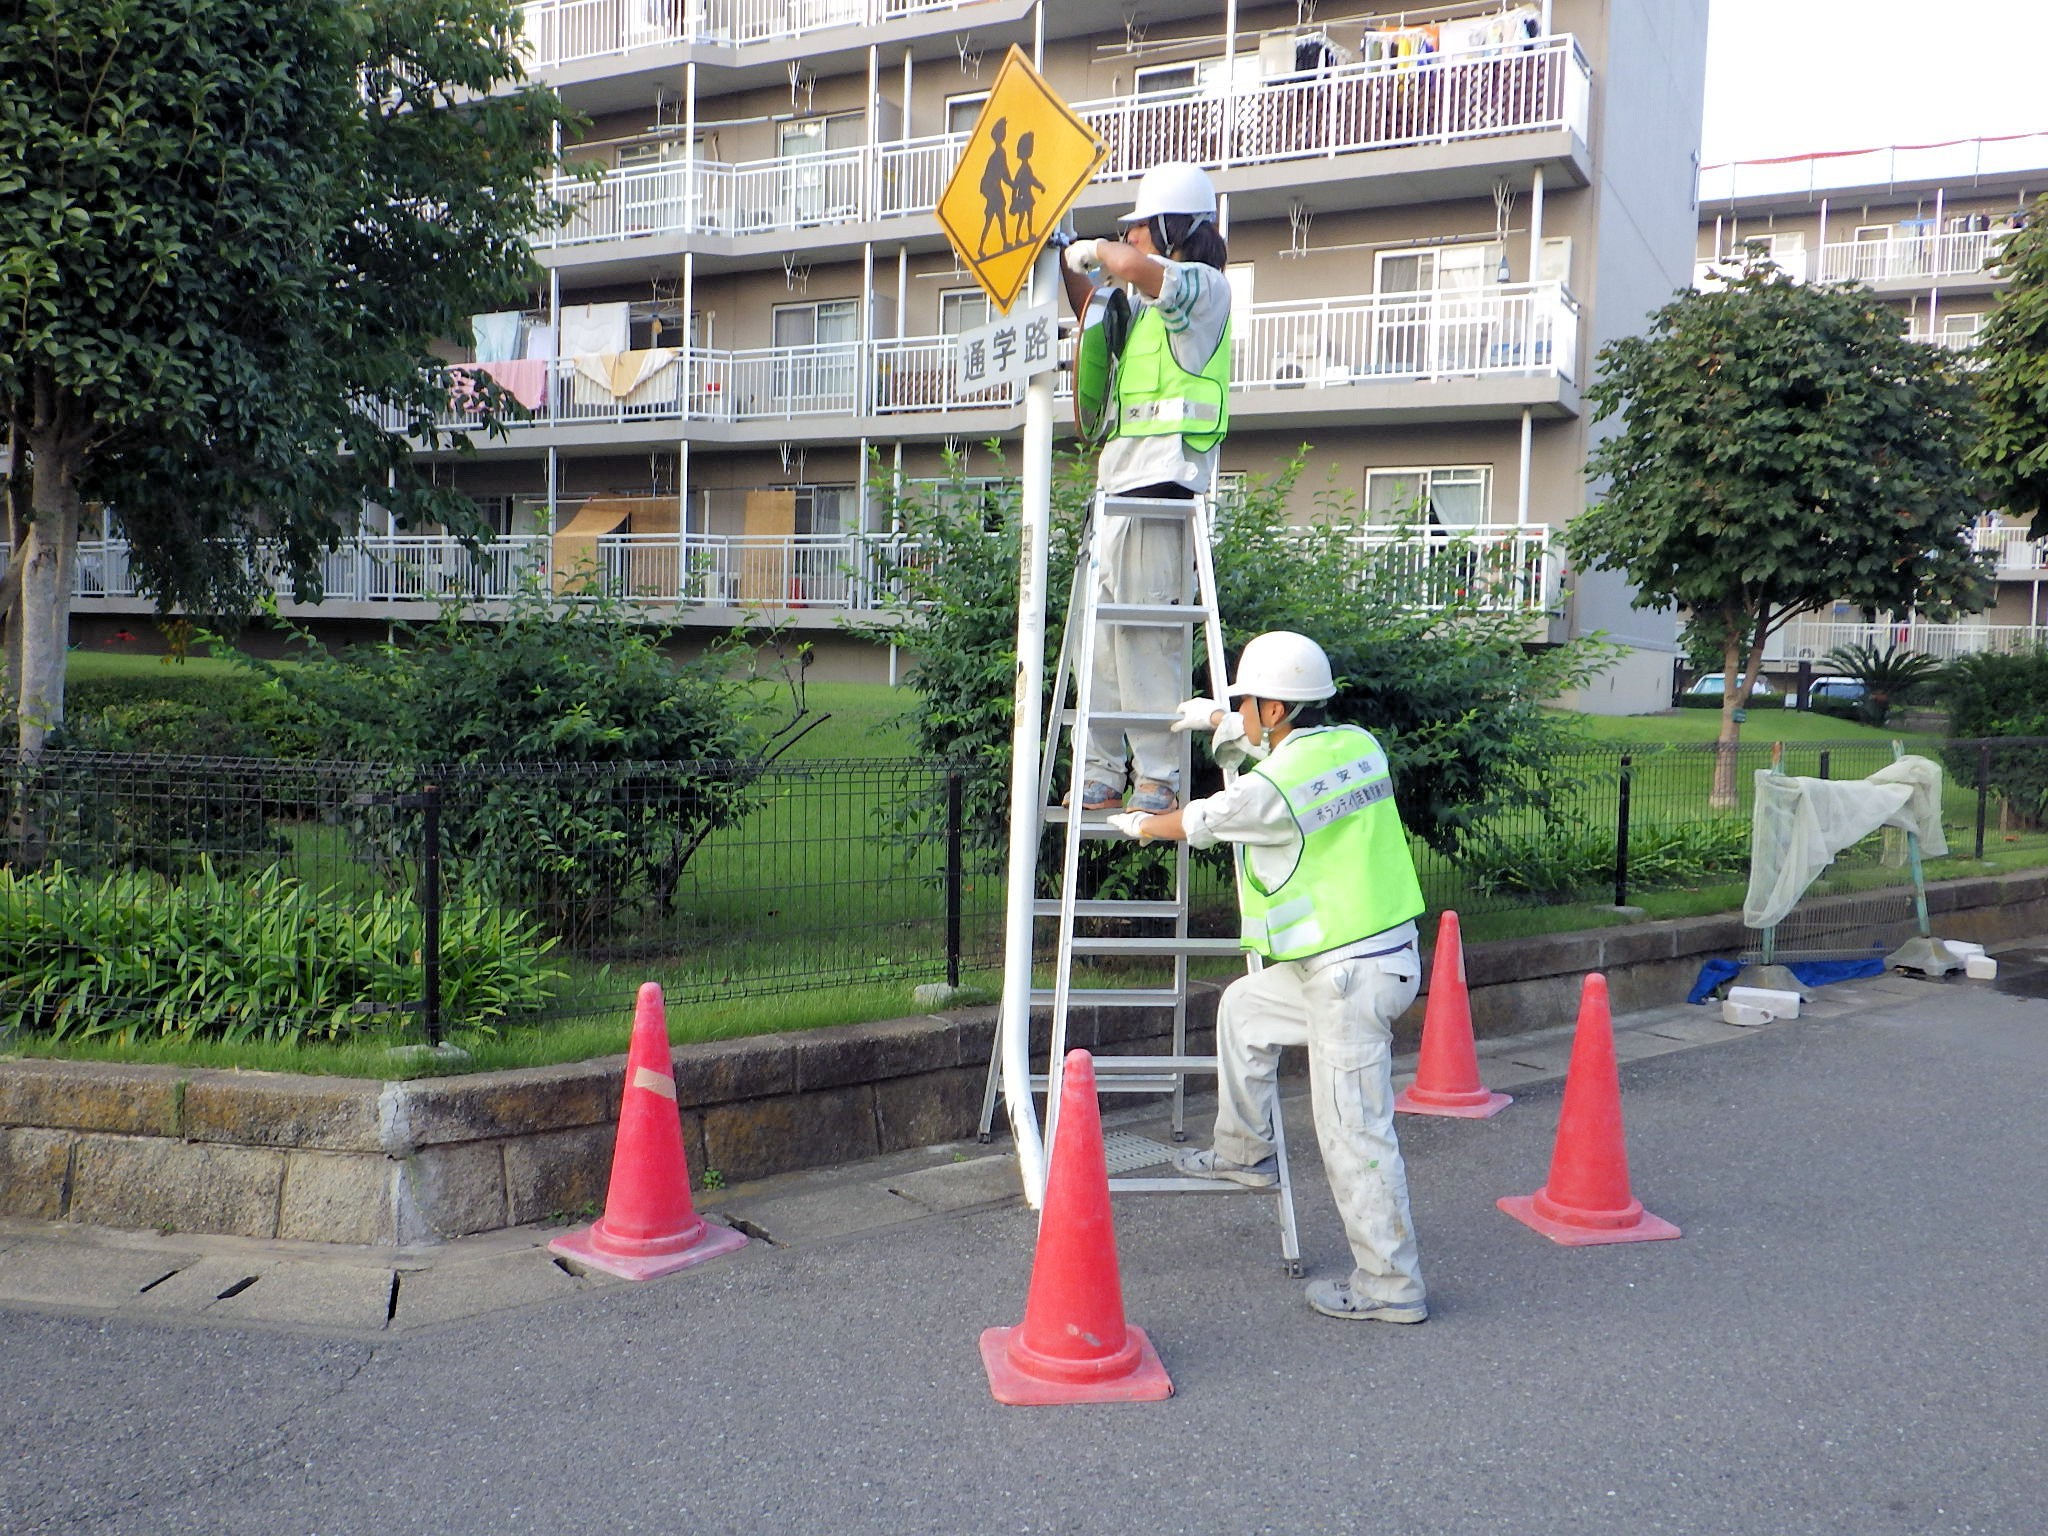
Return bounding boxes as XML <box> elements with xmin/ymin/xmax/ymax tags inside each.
<box><xmin>1803</xmin><ymin>677</ymin><xmax>1869</xmax><ymax>708</ymax></box>
<box><xmin>1684</xmin><ymin>673</ymin><xmax>1781</xmax><ymax>698</ymax></box>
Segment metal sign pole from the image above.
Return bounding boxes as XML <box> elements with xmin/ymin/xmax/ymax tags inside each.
<box><xmin>998</xmin><ymin>242</ymin><xmax>1059</xmax><ymax>1209</ymax></box>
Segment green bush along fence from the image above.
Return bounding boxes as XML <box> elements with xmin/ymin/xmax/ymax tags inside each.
<box><xmin>3</xmin><ymin>740</ymin><xmax>2041</xmax><ymax>1047</ymax></box>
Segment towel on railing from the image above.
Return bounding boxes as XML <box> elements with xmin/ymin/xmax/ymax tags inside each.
<box><xmin>450</xmin><ymin>361</ymin><xmax>548</xmax><ymax>414</ymax></box>
<box><xmin>570</xmin><ymin>348</ymin><xmax>679</xmax><ymax>401</ymax></box>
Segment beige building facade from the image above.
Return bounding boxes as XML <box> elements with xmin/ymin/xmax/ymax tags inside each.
<box><xmin>67</xmin><ymin>0</ymin><xmax>1710</xmax><ymax>710</ymax></box>
<box><xmin>1697</xmin><ymin>134</ymin><xmax>2048</xmax><ymax>669</ymax></box>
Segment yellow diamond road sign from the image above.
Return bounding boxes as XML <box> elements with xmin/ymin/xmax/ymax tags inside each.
<box><xmin>935</xmin><ymin>46</ymin><xmax>1107</xmax><ymax>315</ymax></box>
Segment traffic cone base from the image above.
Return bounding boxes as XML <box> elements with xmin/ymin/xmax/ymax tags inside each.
<box><xmin>549</xmin><ymin>1216</ymin><xmax>748</xmax><ymax>1281</ymax></box>
<box><xmin>546</xmin><ymin>982</ymin><xmax>747</xmax><ymax>1282</ymax></box>
<box><xmin>1496</xmin><ymin>1192</ymin><xmax>1681</xmax><ymax>1247</ymax></box>
<box><xmin>979</xmin><ymin>1324</ymin><xmax>1173</xmax><ymax>1406</ymax></box>
<box><xmin>1396</xmin><ymin>1083</ymin><xmax>1513</xmax><ymax>1119</ymax></box>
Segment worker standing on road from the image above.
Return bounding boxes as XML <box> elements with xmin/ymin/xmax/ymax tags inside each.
<box><xmin>1058</xmin><ymin>161</ymin><xmax>1232</xmax><ymax>816</ymax></box>
<box><xmin>1106</xmin><ymin>631</ymin><xmax>1431</xmax><ymax>1323</ymax></box>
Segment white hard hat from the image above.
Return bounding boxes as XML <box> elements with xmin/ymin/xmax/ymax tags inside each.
<box><xmin>1228</xmin><ymin>631</ymin><xmax>1336</xmax><ymax>702</ymax></box>
<box><xmin>1117</xmin><ymin>162</ymin><xmax>1217</xmax><ymax>225</ymax></box>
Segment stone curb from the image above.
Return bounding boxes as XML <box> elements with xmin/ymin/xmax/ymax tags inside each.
<box><xmin>4</xmin><ymin>869</ymin><xmax>2044</xmax><ymax>1245</ymax></box>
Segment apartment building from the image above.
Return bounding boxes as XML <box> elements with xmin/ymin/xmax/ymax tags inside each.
<box><xmin>67</xmin><ymin>0</ymin><xmax>1709</xmax><ymax>711</ymax></box>
<box><xmin>1697</xmin><ymin>132</ymin><xmax>2048</xmax><ymax>668</ymax></box>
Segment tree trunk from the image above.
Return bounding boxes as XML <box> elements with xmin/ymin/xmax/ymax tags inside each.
<box><xmin>16</xmin><ymin>432</ymin><xmax>83</xmax><ymax>756</ymax></box>
<box><xmin>1709</xmin><ymin>630</ymin><xmax>1744</xmax><ymax>810</ymax></box>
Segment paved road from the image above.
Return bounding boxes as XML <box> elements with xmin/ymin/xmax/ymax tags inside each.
<box><xmin>3</xmin><ymin>968</ymin><xmax>2044</xmax><ymax>1536</ymax></box>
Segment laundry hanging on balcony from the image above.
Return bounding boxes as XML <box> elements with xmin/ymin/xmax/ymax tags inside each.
<box><xmin>559</xmin><ymin>301</ymin><xmax>631</xmax><ymax>356</ymax></box>
<box><xmin>448</xmin><ymin>360</ymin><xmax>549</xmax><ymax>415</ymax></box>
<box><xmin>470</xmin><ymin>311</ymin><xmax>526</xmax><ymax>363</ymax></box>
<box><xmin>568</xmin><ymin>348</ymin><xmax>679</xmax><ymax>407</ymax></box>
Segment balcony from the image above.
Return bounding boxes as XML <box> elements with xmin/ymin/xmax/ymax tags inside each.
<box><xmin>389</xmin><ymin>283</ymin><xmax>1578</xmax><ymax>441</ymax></box>
<box><xmin>62</xmin><ymin>523</ymin><xmax>1558</xmax><ymax>621</ymax></box>
<box><xmin>535</xmin><ymin>36</ymin><xmax>1590</xmax><ymax>250</ymax></box>
<box><xmin>1815</xmin><ymin>230</ymin><xmax>2009</xmax><ymax>287</ymax></box>
<box><xmin>1768</xmin><ymin>617</ymin><xmax>2048</xmax><ymax>665</ymax></box>
<box><xmin>516</xmin><ymin>0</ymin><xmax>993</xmax><ymax>68</ymax></box>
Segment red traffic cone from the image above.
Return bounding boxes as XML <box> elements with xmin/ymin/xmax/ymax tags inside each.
<box><xmin>1498</xmin><ymin>973</ymin><xmax>1680</xmax><ymax>1245</ymax></box>
<box><xmin>549</xmin><ymin>983</ymin><xmax>748</xmax><ymax>1281</ymax></box>
<box><xmin>980</xmin><ymin>1050</ymin><xmax>1173</xmax><ymax>1405</ymax></box>
<box><xmin>1397</xmin><ymin>910</ymin><xmax>1511</xmax><ymax>1119</ymax></box>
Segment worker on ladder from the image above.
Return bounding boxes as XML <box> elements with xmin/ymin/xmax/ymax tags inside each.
<box><xmin>1107</xmin><ymin>631</ymin><xmax>1432</xmax><ymax>1325</ymax></box>
<box><xmin>1058</xmin><ymin>161</ymin><xmax>1233</xmax><ymax>816</ymax></box>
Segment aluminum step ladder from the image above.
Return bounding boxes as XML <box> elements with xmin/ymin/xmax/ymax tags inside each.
<box><xmin>978</xmin><ymin>490</ymin><xmax>1302</xmax><ymax>1275</ymax></box>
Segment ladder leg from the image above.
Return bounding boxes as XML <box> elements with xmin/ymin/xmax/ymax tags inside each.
<box><xmin>1272</xmin><ymin>1096</ymin><xmax>1303</xmax><ymax>1277</ymax></box>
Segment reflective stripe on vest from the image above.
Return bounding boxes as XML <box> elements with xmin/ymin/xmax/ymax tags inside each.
<box><xmin>1111</xmin><ymin>301</ymin><xmax>1231</xmax><ymax>453</ymax></box>
<box><xmin>1235</xmin><ymin>727</ymin><xmax>1425</xmax><ymax>962</ymax></box>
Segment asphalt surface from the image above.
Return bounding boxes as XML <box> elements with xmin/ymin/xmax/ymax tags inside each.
<box><xmin>2</xmin><ymin>962</ymin><xmax>2044</xmax><ymax>1536</ymax></box>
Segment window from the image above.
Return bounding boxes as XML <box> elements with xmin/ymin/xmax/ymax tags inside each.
<box><xmin>778</xmin><ymin>112</ymin><xmax>863</xmax><ymax>224</ymax></box>
<box><xmin>1375</xmin><ymin>243</ymin><xmax>1505</xmax><ymax>294</ymax></box>
<box><xmin>939</xmin><ymin>288</ymin><xmax>991</xmax><ymax>336</ymax></box>
<box><xmin>1365</xmin><ymin>467</ymin><xmax>1491</xmax><ymax>528</ymax></box>
<box><xmin>1135</xmin><ymin>61</ymin><xmax>1202</xmax><ymax>94</ymax></box>
<box><xmin>792</xmin><ymin>484</ymin><xmax>854</xmax><ymax>536</ymax></box>
<box><xmin>945</xmin><ymin>93</ymin><xmax>988</xmax><ymax>136</ymax></box>
<box><xmin>772</xmin><ymin>299</ymin><xmax>858</xmax><ymax>405</ymax></box>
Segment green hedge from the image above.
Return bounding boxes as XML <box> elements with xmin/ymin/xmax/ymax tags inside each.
<box><xmin>1676</xmin><ymin>692</ymin><xmax>1786</xmax><ymax>710</ymax></box>
<box><xmin>0</xmin><ymin>862</ymin><xmax>564</xmax><ymax>1044</ymax></box>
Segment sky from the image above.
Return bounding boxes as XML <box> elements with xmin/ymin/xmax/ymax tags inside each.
<box><xmin>1701</xmin><ymin>0</ymin><xmax>2048</xmax><ymax>167</ymax></box>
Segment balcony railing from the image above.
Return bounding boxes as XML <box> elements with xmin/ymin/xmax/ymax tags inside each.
<box><xmin>1767</xmin><ymin>618</ymin><xmax>2048</xmax><ymax>665</ymax></box>
<box><xmin>62</xmin><ymin>523</ymin><xmax>1559</xmax><ymax>617</ymax></box>
<box><xmin>1815</xmin><ymin>230</ymin><xmax>2007</xmax><ymax>285</ymax></box>
<box><xmin>516</xmin><ymin>0</ymin><xmax>984</xmax><ymax>67</ymax></box>
<box><xmin>535</xmin><ymin>36</ymin><xmax>1590</xmax><ymax>248</ymax></box>
<box><xmin>388</xmin><ymin>284</ymin><xmax>1577</xmax><ymax>435</ymax></box>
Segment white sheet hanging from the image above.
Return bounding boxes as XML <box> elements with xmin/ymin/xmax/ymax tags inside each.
<box><xmin>1744</xmin><ymin>756</ymin><xmax>1949</xmax><ymax>930</ymax></box>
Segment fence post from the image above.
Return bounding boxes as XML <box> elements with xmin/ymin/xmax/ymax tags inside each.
<box><xmin>1818</xmin><ymin>750</ymin><xmax>1830</xmax><ymax>781</ymax></box>
<box><xmin>1613</xmin><ymin>752</ymin><xmax>1632</xmax><ymax>908</ymax></box>
<box><xmin>1977</xmin><ymin>741</ymin><xmax>1991</xmax><ymax>860</ymax></box>
<box><xmin>945</xmin><ymin>770</ymin><xmax>964</xmax><ymax>988</ymax></box>
<box><xmin>421</xmin><ymin>783</ymin><xmax>442</xmax><ymax>1048</ymax></box>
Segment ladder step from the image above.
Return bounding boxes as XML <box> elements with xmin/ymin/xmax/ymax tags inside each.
<box><xmin>1039</xmin><ymin>808</ymin><xmax>1148</xmax><ymax>836</ymax></box>
<box><xmin>1108</xmin><ymin>1176</ymin><xmax>1261</xmax><ymax>1194</ymax></box>
<box><xmin>1092</xmin><ymin>603</ymin><xmax>1205</xmax><ymax>626</ymax></box>
<box><xmin>1099</xmin><ymin>496</ymin><xmax>1200</xmax><ymax>520</ymax></box>
<box><xmin>1027</xmin><ymin>1074</ymin><xmax>1182</xmax><ymax>1094</ymax></box>
<box><xmin>1068</xmin><ymin>936</ymin><xmax>1243</xmax><ymax>958</ymax></box>
<box><xmin>1057</xmin><ymin>707</ymin><xmax>1180</xmax><ymax>727</ymax></box>
<box><xmin>1033</xmin><ymin>898</ymin><xmax>1184</xmax><ymax>919</ymax></box>
<box><xmin>1029</xmin><ymin>987</ymin><xmax>1182</xmax><ymax>1010</ymax></box>
<box><xmin>1089</xmin><ymin>1054</ymin><xmax>1219</xmax><ymax>1074</ymax></box>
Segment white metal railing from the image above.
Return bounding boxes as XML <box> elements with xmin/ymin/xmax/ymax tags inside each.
<box><xmin>65</xmin><ymin>524</ymin><xmax>1557</xmax><ymax>616</ymax></box>
<box><xmin>515</xmin><ymin>0</ymin><xmax>979</xmax><ymax>67</ymax></box>
<box><xmin>1816</xmin><ymin>230</ymin><xmax>2006</xmax><ymax>285</ymax></box>
<box><xmin>535</xmin><ymin>36</ymin><xmax>1589</xmax><ymax>246</ymax></box>
<box><xmin>382</xmin><ymin>289</ymin><xmax>1577</xmax><ymax>435</ymax></box>
<box><xmin>1349</xmin><ymin>524</ymin><xmax>1557</xmax><ymax>613</ymax></box>
<box><xmin>1971</xmin><ymin>524</ymin><xmax>2048</xmax><ymax>570</ymax></box>
<box><xmin>1767</xmin><ymin>618</ymin><xmax>2048</xmax><ymax>665</ymax></box>
<box><xmin>1908</xmin><ymin>324</ymin><xmax>1985</xmax><ymax>354</ymax></box>
<box><xmin>1234</xmin><ymin>282</ymin><xmax>1577</xmax><ymax>388</ymax></box>
<box><xmin>1700</xmin><ymin>133</ymin><xmax>2048</xmax><ymax>207</ymax></box>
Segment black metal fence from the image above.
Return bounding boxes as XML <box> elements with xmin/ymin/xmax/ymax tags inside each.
<box><xmin>3</xmin><ymin>738</ymin><xmax>2041</xmax><ymax>1046</ymax></box>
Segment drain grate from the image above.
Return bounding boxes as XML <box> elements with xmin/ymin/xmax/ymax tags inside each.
<box><xmin>1101</xmin><ymin>1132</ymin><xmax>1174</xmax><ymax>1176</ymax></box>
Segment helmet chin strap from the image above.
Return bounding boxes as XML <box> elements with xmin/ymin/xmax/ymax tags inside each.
<box><xmin>1252</xmin><ymin>698</ymin><xmax>1305</xmax><ymax>753</ymax></box>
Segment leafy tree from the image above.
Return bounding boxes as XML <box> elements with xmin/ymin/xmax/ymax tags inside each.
<box><xmin>1970</xmin><ymin>198</ymin><xmax>2048</xmax><ymax>532</ymax></box>
<box><xmin>0</xmin><ymin>0</ymin><xmax>576</xmax><ymax>750</ymax></box>
<box><xmin>851</xmin><ymin>446</ymin><xmax>1610</xmax><ymax>871</ymax></box>
<box><xmin>1564</xmin><ymin>268</ymin><xmax>1991</xmax><ymax>805</ymax></box>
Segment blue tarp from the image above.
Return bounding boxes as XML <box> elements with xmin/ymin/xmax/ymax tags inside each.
<box><xmin>1688</xmin><ymin>952</ymin><xmax>1887</xmax><ymax>1004</ymax></box>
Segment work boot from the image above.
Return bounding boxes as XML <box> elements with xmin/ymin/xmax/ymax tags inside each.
<box><xmin>1172</xmin><ymin>1146</ymin><xmax>1278</xmax><ymax>1189</ymax></box>
<box><xmin>1128</xmin><ymin>781</ymin><xmax>1179</xmax><ymax>813</ymax></box>
<box><xmin>1304</xmin><ymin>1278</ymin><xmax>1427</xmax><ymax>1324</ymax></box>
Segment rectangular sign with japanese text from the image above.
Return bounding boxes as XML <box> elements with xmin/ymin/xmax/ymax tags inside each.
<box><xmin>954</xmin><ymin>299</ymin><xmax>1059</xmax><ymax>394</ymax></box>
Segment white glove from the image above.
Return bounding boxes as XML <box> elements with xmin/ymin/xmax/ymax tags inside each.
<box><xmin>1106</xmin><ymin>810</ymin><xmax>1154</xmax><ymax>843</ymax></box>
<box><xmin>1170</xmin><ymin>697</ymin><xmax>1224</xmax><ymax>734</ymax></box>
<box><xmin>1063</xmin><ymin>238</ymin><xmax>1103</xmax><ymax>276</ymax></box>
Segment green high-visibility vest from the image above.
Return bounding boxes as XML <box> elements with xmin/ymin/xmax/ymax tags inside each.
<box><xmin>1235</xmin><ymin>726</ymin><xmax>1424</xmax><ymax>961</ymax></box>
<box><xmin>1111</xmin><ymin>301</ymin><xmax>1231</xmax><ymax>453</ymax></box>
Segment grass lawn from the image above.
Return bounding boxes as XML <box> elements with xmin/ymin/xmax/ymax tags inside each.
<box><xmin>1560</xmin><ymin>705</ymin><xmax>1942</xmax><ymax>749</ymax></box>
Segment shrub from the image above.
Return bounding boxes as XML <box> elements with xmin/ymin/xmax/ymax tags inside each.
<box><xmin>1677</xmin><ymin>691</ymin><xmax>1785</xmax><ymax>710</ymax></box>
<box><xmin>1807</xmin><ymin>694</ymin><xmax>1865</xmax><ymax>723</ymax></box>
<box><xmin>1456</xmin><ymin>816</ymin><xmax>1750</xmax><ymax>902</ymax></box>
<box><xmin>26</xmin><ymin>733</ymin><xmax>286</xmax><ymax>878</ymax></box>
<box><xmin>0</xmin><ymin>862</ymin><xmax>563</xmax><ymax>1043</ymax></box>
<box><xmin>1938</xmin><ymin>650</ymin><xmax>2048</xmax><ymax>825</ymax></box>
<box><xmin>850</xmin><ymin>447</ymin><xmax>1616</xmax><ymax>867</ymax></box>
<box><xmin>238</xmin><ymin>581</ymin><xmax>806</xmax><ymax>944</ymax></box>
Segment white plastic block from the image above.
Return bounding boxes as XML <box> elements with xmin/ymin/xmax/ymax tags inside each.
<box><xmin>1943</xmin><ymin>940</ymin><xmax>1986</xmax><ymax>958</ymax></box>
<box><xmin>1722</xmin><ymin>999</ymin><xmax>1774</xmax><ymax>1027</ymax></box>
<box><xmin>1965</xmin><ymin>955</ymin><xmax>1999</xmax><ymax>980</ymax></box>
<box><xmin>1729</xmin><ymin>985</ymin><xmax>1801</xmax><ymax>1020</ymax></box>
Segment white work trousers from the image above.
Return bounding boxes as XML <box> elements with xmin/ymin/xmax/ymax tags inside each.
<box><xmin>1211</xmin><ymin>949</ymin><xmax>1427</xmax><ymax>1307</ymax></box>
<box><xmin>1082</xmin><ymin>512</ymin><xmax>1187</xmax><ymax>794</ymax></box>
